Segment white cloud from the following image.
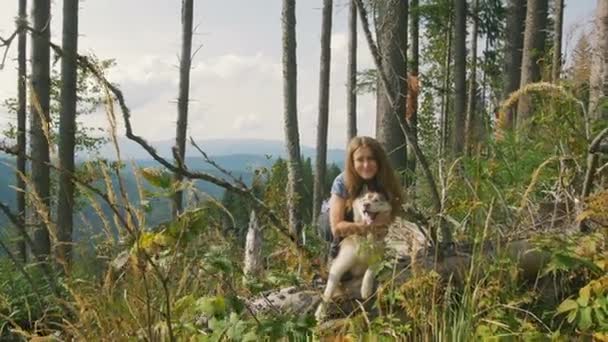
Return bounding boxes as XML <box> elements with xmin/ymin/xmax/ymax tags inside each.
<box><xmin>233</xmin><ymin>113</ymin><xmax>262</xmax><ymax>131</ymax></box>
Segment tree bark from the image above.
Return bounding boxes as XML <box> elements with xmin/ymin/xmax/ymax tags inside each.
<box><xmin>453</xmin><ymin>0</ymin><xmax>466</xmax><ymax>155</ymax></box>
<box><xmin>346</xmin><ymin>0</ymin><xmax>357</xmax><ymax>143</ymax></box>
<box><xmin>16</xmin><ymin>0</ymin><xmax>27</xmax><ymax>263</ymax></box>
<box><xmin>282</xmin><ymin>0</ymin><xmax>303</xmax><ymax>239</ymax></box>
<box><xmin>243</xmin><ymin>210</ymin><xmax>263</xmax><ymax>278</ymax></box>
<box><xmin>589</xmin><ymin>0</ymin><xmax>608</xmax><ymax>120</ymax></box>
<box><xmin>551</xmin><ymin>0</ymin><xmax>564</xmax><ymax>83</ymax></box>
<box><xmin>375</xmin><ymin>0</ymin><xmax>408</xmax><ymax>172</ymax></box>
<box><xmin>312</xmin><ymin>0</ymin><xmax>333</xmax><ymax>225</ymax></box>
<box><xmin>465</xmin><ymin>0</ymin><xmax>479</xmax><ymax>156</ymax></box>
<box><xmin>517</xmin><ymin>0</ymin><xmax>548</xmax><ymax>128</ymax></box>
<box><xmin>406</xmin><ymin>0</ymin><xmax>419</xmax><ymax>188</ymax></box>
<box><xmin>57</xmin><ymin>0</ymin><xmax>79</xmax><ymax>267</ymax></box>
<box><xmin>172</xmin><ymin>0</ymin><xmax>194</xmax><ymax>218</ymax></box>
<box><xmin>440</xmin><ymin>16</ymin><xmax>453</xmax><ymax>158</ymax></box>
<box><xmin>30</xmin><ymin>0</ymin><xmax>52</xmax><ymax>258</ymax></box>
<box><xmin>502</xmin><ymin>0</ymin><xmax>526</xmax><ymax>130</ymax></box>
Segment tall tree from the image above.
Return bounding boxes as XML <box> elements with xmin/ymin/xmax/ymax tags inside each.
<box><xmin>282</xmin><ymin>0</ymin><xmax>303</xmax><ymax>239</ymax></box>
<box><xmin>406</xmin><ymin>0</ymin><xmax>419</xmax><ymax>186</ymax></box>
<box><xmin>501</xmin><ymin>0</ymin><xmax>526</xmax><ymax>130</ymax></box>
<box><xmin>312</xmin><ymin>0</ymin><xmax>333</xmax><ymax>224</ymax></box>
<box><xmin>16</xmin><ymin>0</ymin><xmax>27</xmax><ymax>263</ymax></box>
<box><xmin>452</xmin><ymin>0</ymin><xmax>466</xmax><ymax>155</ymax></box>
<box><xmin>440</xmin><ymin>15</ymin><xmax>453</xmax><ymax>157</ymax></box>
<box><xmin>57</xmin><ymin>0</ymin><xmax>79</xmax><ymax>266</ymax></box>
<box><xmin>516</xmin><ymin>0</ymin><xmax>548</xmax><ymax>128</ymax></box>
<box><xmin>465</xmin><ymin>0</ymin><xmax>479</xmax><ymax>156</ymax></box>
<box><xmin>346</xmin><ymin>0</ymin><xmax>357</xmax><ymax>142</ymax></box>
<box><xmin>551</xmin><ymin>0</ymin><xmax>564</xmax><ymax>82</ymax></box>
<box><xmin>375</xmin><ymin>0</ymin><xmax>408</xmax><ymax>172</ymax></box>
<box><xmin>589</xmin><ymin>0</ymin><xmax>608</xmax><ymax>120</ymax></box>
<box><xmin>172</xmin><ymin>0</ymin><xmax>194</xmax><ymax>218</ymax></box>
<box><xmin>30</xmin><ymin>0</ymin><xmax>52</xmax><ymax>258</ymax></box>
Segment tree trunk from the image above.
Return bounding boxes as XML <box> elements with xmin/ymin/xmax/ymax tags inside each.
<box><xmin>16</xmin><ymin>0</ymin><xmax>27</xmax><ymax>263</ymax></box>
<box><xmin>312</xmin><ymin>0</ymin><xmax>333</xmax><ymax>225</ymax></box>
<box><xmin>30</xmin><ymin>0</ymin><xmax>52</xmax><ymax>258</ymax></box>
<box><xmin>502</xmin><ymin>0</ymin><xmax>526</xmax><ymax>130</ymax></box>
<box><xmin>440</xmin><ymin>16</ymin><xmax>453</xmax><ymax>158</ymax></box>
<box><xmin>282</xmin><ymin>0</ymin><xmax>303</xmax><ymax>239</ymax></box>
<box><xmin>243</xmin><ymin>210</ymin><xmax>263</xmax><ymax>278</ymax></box>
<box><xmin>589</xmin><ymin>0</ymin><xmax>608</xmax><ymax>120</ymax></box>
<box><xmin>516</xmin><ymin>0</ymin><xmax>548</xmax><ymax>128</ymax></box>
<box><xmin>346</xmin><ymin>0</ymin><xmax>357</xmax><ymax>143</ymax></box>
<box><xmin>406</xmin><ymin>0</ymin><xmax>419</xmax><ymax>189</ymax></box>
<box><xmin>375</xmin><ymin>0</ymin><xmax>408</xmax><ymax>172</ymax></box>
<box><xmin>172</xmin><ymin>0</ymin><xmax>194</xmax><ymax>218</ymax></box>
<box><xmin>452</xmin><ymin>0</ymin><xmax>466</xmax><ymax>156</ymax></box>
<box><xmin>465</xmin><ymin>0</ymin><xmax>479</xmax><ymax>156</ymax></box>
<box><xmin>551</xmin><ymin>0</ymin><xmax>564</xmax><ymax>83</ymax></box>
<box><xmin>57</xmin><ymin>0</ymin><xmax>79</xmax><ymax>267</ymax></box>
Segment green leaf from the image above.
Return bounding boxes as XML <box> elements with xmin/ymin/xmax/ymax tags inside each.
<box><xmin>196</xmin><ymin>296</ymin><xmax>226</xmax><ymax>317</ymax></box>
<box><xmin>173</xmin><ymin>294</ymin><xmax>195</xmax><ymax>319</ymax></box>
<box><xmin>140</xmin><ymin>167</ymin><xmax>173</xmax><ymax>189</ymax></box>
<box><xmin>594</xmin><ymin>307</ymin><xmax>607</xmax><ymax>327</ymax></box>
<box><xmin>578</xmin><ymin>286</ymin><xmax>591</xmax><ymax>307</ymax></box>
<box><xmin>556</xmin><ymin>299</ymin><xmax>579</xmax><ymax>314</ymax></box>
<box><xmin>578</xmin><ymin>307</ymin><xmax>593</xmax><ymax>331</ymax></box>
<box><xmin>242</xmin><ymin>331</ymin><xmax>259</xmax><ymax>342</ymax></box>
<box><xmin>567</xmin><ymin>310</ymin><xmax>577</xmax><ymax>323</ymax></box>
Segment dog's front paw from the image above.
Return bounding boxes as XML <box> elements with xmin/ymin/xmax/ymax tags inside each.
<box><xmin>361</xmin><ymin>270</ymin><xmax>375</xmax><ymax>299</ymax></box>
<box><xmin>314</xmin><ymin>303</ymin><xmax>327</xmax><ymax>322</ymax></box>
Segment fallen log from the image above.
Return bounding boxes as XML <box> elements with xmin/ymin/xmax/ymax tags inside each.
<box><xmin>245</xmin><ymin>238</ymin><xmax>550</xmax><ymax>319</ymax></box>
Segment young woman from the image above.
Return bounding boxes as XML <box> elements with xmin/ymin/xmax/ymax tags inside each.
<box><xmin>328</xmin><ymin>136</ymin><xmax>403</xmax><ymax>256</ymax></box>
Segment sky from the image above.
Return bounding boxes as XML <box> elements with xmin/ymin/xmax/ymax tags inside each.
<box><xmin>0</xmin><ymin>0</ymin><xmax>598</xmax><ymax>150</ymax></box>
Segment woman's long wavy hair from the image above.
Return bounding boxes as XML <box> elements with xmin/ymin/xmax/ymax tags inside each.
<box><xmin>343</xmin><ymin>136</ymin><xmax>403</xmax><ymax>216</ymax></box>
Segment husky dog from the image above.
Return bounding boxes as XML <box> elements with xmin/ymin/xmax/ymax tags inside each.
<box><xmin>315</xmin><ymin>188</ymin><xmax>392</xmax><ymax>321</ymax></box>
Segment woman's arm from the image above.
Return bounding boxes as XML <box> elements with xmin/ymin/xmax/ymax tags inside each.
<box><xmin>329</xmin><ymin>194</ymin><xmax>366</xmax><ymax>238</ymax></box>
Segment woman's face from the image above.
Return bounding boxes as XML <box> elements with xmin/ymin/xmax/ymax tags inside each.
<box><xmin>353</xmin><ymin>145</ymin><xmax>378</xmax><ymax>180</ymax></box>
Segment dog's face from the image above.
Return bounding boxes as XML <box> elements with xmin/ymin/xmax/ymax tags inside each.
<box><xmin>352</xmin><ymin>190</ymin><xmax>392</xmax><ymax>224</ymax></box>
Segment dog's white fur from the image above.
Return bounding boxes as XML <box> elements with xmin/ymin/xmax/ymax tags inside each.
<box><xmin>315</xmin><ymin>188</ymin><xmax>392</xmax><ymax>321</ymax></box>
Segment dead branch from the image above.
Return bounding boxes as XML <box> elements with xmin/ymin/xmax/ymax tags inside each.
<box><xmin>44</xmin><ymin>39</ymin><xmax>310</xmax><ymax>258</ymax></box>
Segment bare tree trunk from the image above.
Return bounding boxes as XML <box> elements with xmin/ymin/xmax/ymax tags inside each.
<box><xmin>465</xmin><ymin>0</ymin><xmax>479</xmax><ymax>156</ymax></box>
<box><xmin>517</xmin><ymin>0</ymin><xmax>548</xmax><ymax>128</ymax></box>
<box><xmin>452</xmin><ymin>0</ymin><xmax>466</xmax><ymax>156</ymax></box>
<box><xmin>282</xmin><ymin>0</ymin><xmax>303</xmax><ymax>239</ymax></box>
<box><xmin>243</xmin><ymin>210</ymin><xmax>263</xmax><ymax>278</ymax></box>
<box><xmin>406</xmin><ymin>0</ymin><xmax>419</xmax><ymax>188</ymax></box>
<box><xmin>312</xmin><ymin>0</ymin><xmax>333</xmax><ymax>225</ymax></box>
<box><xmin>30</xmin><ymin>0</ymin><xmax>52</xmax><ymax>258</ymax></box>
<box><xmin>589</xmin><ymin>0</ymin><xmax>608</xmax><ymax>120</ymax></box>
<box><xmin>172</xmin><ymin>0</ymin><xmax>194</xmax><ymax>218</ymax></box>
<box><xmin>375</xmin><ymin>0</ymin><xmax>408</xmax><ymax>172</ymax></box>
<box><xmin>551</xmin><ymin>0</ymin><xmax>564</xmax><ymax>83</ymax></box>
<box><xmin>16</xmin><ymin>0</ymin><xmax>27</xmax><ymax>263</ymax></box>
<box><xmin>346</xmin><ymin>0</ymin><xmax>357</xmax><ymax>143</ymax></box>
<box><xmin>502</xmin><ymin>0</ymin><xmax>526</xmax><ymax>130</ymax></box>
<box><xmin>440</xmin><ymin>16</ymin><xmax>453</xmax><ymax>158</ymax></box>
<box><xmin>57</xmin><ymin>0</ymin><xmax>79</xmax><ymax>267</ymax></box>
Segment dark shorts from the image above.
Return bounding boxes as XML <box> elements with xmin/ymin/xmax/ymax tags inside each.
<box><xmin>316</xmin><ymin>209</ymin><xmax>353</xmax><ymax>258</ymax></box>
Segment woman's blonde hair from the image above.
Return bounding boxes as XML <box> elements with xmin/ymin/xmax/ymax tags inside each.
<box><xmin>343</xmin><ymin>136</ymin><xmax>403</xmax><ymax>216</ymax></box>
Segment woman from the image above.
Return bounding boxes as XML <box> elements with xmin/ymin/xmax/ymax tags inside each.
<box><xmin>328</xmin><ymin>136</ymin><xmax>403</xmax><ymax>256</ymax></box>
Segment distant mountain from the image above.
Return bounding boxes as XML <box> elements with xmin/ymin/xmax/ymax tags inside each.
<box><xmin>93</xmin><ymin>138</ymin><xmax>346</xmax><ymax>165</ymax></box>
<box><xmin>0</xmin><ymin>150</ymin><xmax>345</xmax><ymax>235</ymax></box>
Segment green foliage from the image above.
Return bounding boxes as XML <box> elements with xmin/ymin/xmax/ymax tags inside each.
<box><xmin>2</xmin><ymin>57</ymin><xmax>113</xmax><ymax>153</ymax></box>
<box><xmin>0</xmin><ymin>259</ymin><xmax>60</xmax><ymax>337</ymax></box>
